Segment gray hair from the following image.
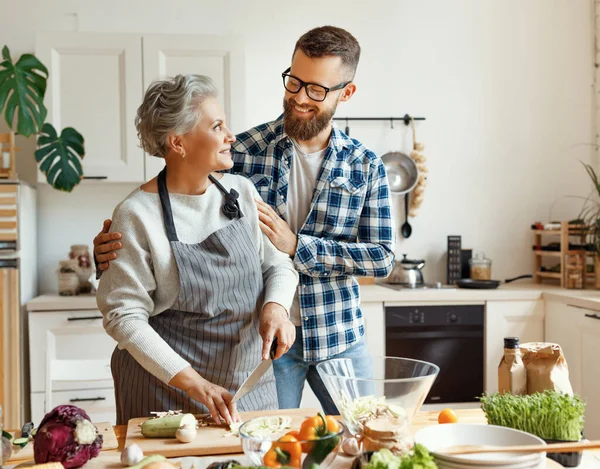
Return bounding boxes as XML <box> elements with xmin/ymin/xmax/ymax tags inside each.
<box><xmin>135</xmin><ymin>74</ymin><xmax>218</xmax><ymax>158</ymax></box>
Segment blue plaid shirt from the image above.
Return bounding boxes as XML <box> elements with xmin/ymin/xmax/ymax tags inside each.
<box><xmin>231</xmin><ymin>114</ymin><xmax>395</xmax><ymax>361</ymax></box>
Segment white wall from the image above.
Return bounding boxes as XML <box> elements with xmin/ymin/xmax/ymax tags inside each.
<box><xmin>0</xmin><ymin>0</ymin><xmax>594</xmax><ymax>292</ymax></box>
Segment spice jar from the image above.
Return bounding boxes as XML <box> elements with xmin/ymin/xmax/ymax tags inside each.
<box><xmin>470</xmin><ymin>252</ymin><xmax>492</xmax><ymax>280</ymax></box>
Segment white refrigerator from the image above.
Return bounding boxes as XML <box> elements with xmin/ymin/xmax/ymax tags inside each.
<box><xmin>0</xmin><ymin>180</ymin><xmax>37</xmax><ymax>429</ymax></box>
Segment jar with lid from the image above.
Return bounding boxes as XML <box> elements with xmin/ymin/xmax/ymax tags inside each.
<box><xmin>469</xmin><ymin>252</ymin><xmax>492</xmax><ymax>280</ymax></box>
<box><xmin>58</xmin><ymin>259</ymin><xmax>80</xmax><ymax>296</ymax></box>
<box><xmin>68</xmin><ymin>245</ymin><xmax>93</xmax><ymax>294</ymax></box>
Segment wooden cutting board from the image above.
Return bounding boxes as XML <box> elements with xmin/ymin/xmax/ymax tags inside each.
<box><xmin>7</xmin><ymin>421</ymin><xmax>118</xmax><ymax>463</ymax></box>
<box><xmin>125</xmin><ymin>408</ymin><xmax>319</xmax><ymax>458</ymax></box>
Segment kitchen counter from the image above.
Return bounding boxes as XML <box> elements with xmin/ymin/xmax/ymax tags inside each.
<box><xmin>26</xmin><ymin>293</ymin><xmax>98</xmax><ymax>311</ymax></box>
<box><xmin>7</xmin><ymin>409</ymin><xmax>600</xmax><ymax>468</ymax></box>
<box><xmin>26</xmin><ymin>284</ymin><xmax>600</xmax><ymax>311</ymax></box>
<box><xmin>360</xmin><ymin>282</ymin><xmax>600</xmax><ymax>306</ymax></box>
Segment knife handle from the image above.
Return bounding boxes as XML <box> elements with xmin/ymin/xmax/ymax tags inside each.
<box><xmin>270</xmin><ymin>338</ymin><xmax>278</xmax><ymax>359</ymax></box>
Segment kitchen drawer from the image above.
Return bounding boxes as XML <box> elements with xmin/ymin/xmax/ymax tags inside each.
<box><xmin>29</xmin><ymin>310</ymin><xmax>117</xmax><ymax>392</ymax></box>
<box><xmin>31</xmin><ymin>387</ymin><xmax>116</xmax><ymax>425</ymax></box>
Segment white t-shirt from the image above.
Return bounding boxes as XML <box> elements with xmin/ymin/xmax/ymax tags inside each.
<box><xmin>286</xmin><ymin>139</ymin><xmax>327</xmax><ymax>325</ymax></box>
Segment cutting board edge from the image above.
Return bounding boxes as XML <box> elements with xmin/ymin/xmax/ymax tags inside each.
<box><xmin>124</xmin><ymin>408</ymin><xmax>321</xmax><ymax>458</ymax></box>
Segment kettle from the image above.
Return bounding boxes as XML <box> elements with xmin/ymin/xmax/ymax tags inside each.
<box><xmin>386</xmin><ymin>254</ymin><xmax>425</xmax><ymax>286</ymax></box>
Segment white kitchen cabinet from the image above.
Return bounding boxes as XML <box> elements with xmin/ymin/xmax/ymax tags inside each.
<box><xmin>141</xmin><ymin>34</ymin><xmax>246</xmax><ymax>180</ymax></box>
<box><xmin>30</xmin><ymin>388</ymin><xmax>117</xmax><ymax>426</ymax></box>
<box><xmin>484</xmin><ymin>300</ymin><xmax>544</xmax><ymax>394</ymax></box>
<box><xmin>545</xmin><ymin>301</ymin><xmax>582</xmax><ymax>394</ymax></box>
<box><xmin>35</xmin><ymin>32</ymin><xmax>145</xmax><ymax>183</ymax></box>
<box><xmin>546</xmin><ymin>301</ymin><xmax>600</xmax><ymax>439</ymax></box>
<box><xmin>28</xmin><ymin>306</ymin><xmax>117</xmax><ymax>425</ymax></box>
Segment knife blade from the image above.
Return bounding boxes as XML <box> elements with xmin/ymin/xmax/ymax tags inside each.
<box><xmin>231</xmin><ymin>339</ymin><xmax>278</xmax><ymax>403</ymax></box>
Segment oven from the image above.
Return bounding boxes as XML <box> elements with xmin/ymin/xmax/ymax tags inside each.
<box><xmin>385</xmin><ymin>304</ymin><xmax>484</xmax><ymax>404</ymax></box>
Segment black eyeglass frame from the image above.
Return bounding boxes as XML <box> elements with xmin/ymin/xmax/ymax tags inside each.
<box><xmin>281</xmin><ymin>67</ymin><xmax>351</xmax><ymax>102</ymax></box>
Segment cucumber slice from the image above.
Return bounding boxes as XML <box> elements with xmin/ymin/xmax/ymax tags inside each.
<box><xmin>2</xmin><ymin>430</ymin><xmax>12</xmax><ymax>440</ymax></box>
<box><xmin>12</xmin><ymin>436</ymin><xmax>29</xmax><ymax>447</ymax></box>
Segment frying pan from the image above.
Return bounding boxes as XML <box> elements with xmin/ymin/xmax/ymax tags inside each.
<box><xmin>456</xmin><ymin>274</ymin><xmax>533</xmax><ymax>289</ymax></box>
<box><xmin>381</xmin><ymin>152</ymin><xmax>419</xmax><ymax>195</ymax></box>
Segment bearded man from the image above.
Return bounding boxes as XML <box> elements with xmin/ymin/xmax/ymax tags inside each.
<box><xmin>93</xmin><ymin>25</ymin><xmax>395</xmax><ymax>413</ymax></box>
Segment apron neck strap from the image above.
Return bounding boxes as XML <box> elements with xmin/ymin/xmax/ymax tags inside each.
<box><xmin>157</xmin><ymin>168</ymin><xmax>179</xmax><ymax>242</ymax></box>
<box><xmin>209</xmin><ymin>174</ymin><xmax>244</xmax><ymax>219</ymax></box>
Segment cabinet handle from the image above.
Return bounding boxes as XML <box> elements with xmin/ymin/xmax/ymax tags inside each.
<box><xmin>584</xmin><ymin>313</ymin><xmax>600</xmax><ymax>320</ymax></box>
<box><xmin>67</xmin><ymin>316</ymin><xmax>103</xmax><ymax>321</ymax></box>
<box><xmin>83</xmin><ymin>176</ymin><xmax>108</xmax><ymax>180</ymax></box>
<box><xmin>69</xmin><ymin>397</ymin><xmax>106</xmax><ymax>403</ymax></box>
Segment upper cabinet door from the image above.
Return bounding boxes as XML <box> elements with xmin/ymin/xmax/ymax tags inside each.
<box><xmin>142</xmin><ymin>35</ymin><xmax>246</xmax><ymax>180</ymax></box>
<box><xmin>35</xmin><ymin>33</ymin><xmax>145</xmax><ymax>182</ymax></box>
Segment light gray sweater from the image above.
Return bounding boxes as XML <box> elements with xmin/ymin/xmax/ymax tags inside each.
<box><xmin>96</xmin><ymin>174</ymin><xmax>299</xmax><ymax>384</ymax></box>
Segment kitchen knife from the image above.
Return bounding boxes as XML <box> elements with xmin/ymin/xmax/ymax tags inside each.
<box><xmin>231</xmin><ymin>339</ymin><xmax>278</xmax><ymax>403</ymax></box>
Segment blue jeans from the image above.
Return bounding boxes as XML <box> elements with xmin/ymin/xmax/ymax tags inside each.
<box><xmin>273</xmin><ymin>326</ymin><xmax>372</xmax><ymax>414</ymax></box>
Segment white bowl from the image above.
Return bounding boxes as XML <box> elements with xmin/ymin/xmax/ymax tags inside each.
<box><xmin>414</xmin><ymin>423</ymin><xmax>546</xmax><ymax>466</ymax></box>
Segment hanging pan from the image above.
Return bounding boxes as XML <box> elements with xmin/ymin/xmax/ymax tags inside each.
<box><xmin>381</xmin><ymin>152</ymin><xmax>419</xmax><ymax>195</ymax></box>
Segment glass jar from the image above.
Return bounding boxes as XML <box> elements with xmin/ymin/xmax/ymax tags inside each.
<box><xmin>58</xmin><ymin>259</ymin><xmax>80</xmax><ymax>296</ymax></box>
<box><xmin>470</xmin><ymin>252</ymin><xmax>492</xmax><ymax>280</ymax></box>
<box><xmin>69</xmin><ymin>244</ymin><xmax>91</xmax><ymax>269</ymax></box>
<box><xmin>68</xmin><ymin>245</ymin><xmax>93</xmax><ymax>294</ymax></box>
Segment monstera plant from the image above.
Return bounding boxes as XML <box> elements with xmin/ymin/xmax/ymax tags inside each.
<box><xmin>0</xmin><ymin>45</ymin><xmax>84</xmax><ymax>192</ymax></box>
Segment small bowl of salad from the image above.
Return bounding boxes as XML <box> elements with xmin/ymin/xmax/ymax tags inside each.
<box><xmin>238</xmin><ymin>413</ymin><xmax>345</xmax><ymax>469</ymax></box>
<box><xmin>316</xmin><ymin>356</ymin><xmax>439</xmax><ymax>454</ymax></box>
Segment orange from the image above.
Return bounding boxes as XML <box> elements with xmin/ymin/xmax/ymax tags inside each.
<box><xmin>437</xmin><ymin>408</ymin><xmax>458</xmax><ymax>424</ymax></box>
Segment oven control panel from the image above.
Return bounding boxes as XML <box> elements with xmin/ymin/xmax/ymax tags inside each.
<box><xmin>387</xmin><ymin>305</ymin><xmax>484</xmax><ymax>326</ymax></box>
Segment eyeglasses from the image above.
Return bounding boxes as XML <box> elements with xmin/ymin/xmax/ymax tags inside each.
<box><xmin>281</xmin><ymin>67</ymin><xmax>351</xmax><ymax>102</ymax></box>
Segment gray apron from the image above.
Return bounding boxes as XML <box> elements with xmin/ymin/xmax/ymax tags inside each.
<box><xmin>111</xmin><ymin>169</ymin><xmax>278</xmax><ymax>424</ymax></box>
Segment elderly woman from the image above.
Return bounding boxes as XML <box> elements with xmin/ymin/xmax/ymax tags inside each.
<box><xmin>97</xmin><ymin>74</ymin><xmax>298</xmax><ymax>426</ymax></box>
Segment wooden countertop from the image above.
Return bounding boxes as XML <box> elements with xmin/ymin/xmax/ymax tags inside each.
<box><xmin>8</xmin><ymin>409</ymin><xmax>600</xmax><ymax>468</ymax></box>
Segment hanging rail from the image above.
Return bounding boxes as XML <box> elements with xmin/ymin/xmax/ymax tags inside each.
<box><xmin>333</xmin><ymin>114</ymin><xmax>425</xmax><ymax>128</ymax></box>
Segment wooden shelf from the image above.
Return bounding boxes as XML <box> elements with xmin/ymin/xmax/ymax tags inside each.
<box><xmin>536</xmin><ymin>271</ymin><xmax>562</xmax><ymax>279</ymax></box>
<box><xmin>534</xmin><ymin>251</ymin><xmax>561</xmax><ymax>257</ymax></box>
<box><xmin>533</xmin><ymin>221</ymin><xmax>599</xmax><ymax>288</ymax></box>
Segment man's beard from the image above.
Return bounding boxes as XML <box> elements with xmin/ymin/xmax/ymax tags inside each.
<box><xmin>283</xmin><ymin>98</ymin><xmax>338</xmax><ymax>141</ymax></box>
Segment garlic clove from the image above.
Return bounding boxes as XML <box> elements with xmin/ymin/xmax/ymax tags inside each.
<box><xmin>121</xmin><ymin>443</ymin><xmax>144</xmax><ymax>466</ymax></box>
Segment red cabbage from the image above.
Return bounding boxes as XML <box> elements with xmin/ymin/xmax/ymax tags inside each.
<box><xmin>33</xmin><ymin>405</ymin><xmax>103</xmax><ymax>468</ymax></box>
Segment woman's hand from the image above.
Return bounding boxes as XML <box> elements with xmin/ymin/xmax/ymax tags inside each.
<box><xmin>260</xmin><ymin>302</ymin><xmax>296</xmax><ymax>360</ymax></box>
<box><xmin>170</xmin><ymin>367</ymin><xmax>240</xmax><ymax>425</ymax></box>
<box><xmin>185</xmin><ymin>377</ymin><xmax>240</xmax><ymax>425</ymax></box>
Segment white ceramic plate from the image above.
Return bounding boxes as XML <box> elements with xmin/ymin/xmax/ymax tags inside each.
<box><xmin>436</xmin><ymin>457</ymin><xmax>544</xmax><ymax>469</ymax></box>
<box><xmin>414</xmin><ymin>423</ymin><xmax>547</xmax><ymax>466</ymax></box>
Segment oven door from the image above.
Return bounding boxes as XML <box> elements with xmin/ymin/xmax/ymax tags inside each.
<box><xmin>386</xmin><ymin>326</ymin><xmax>484</xmax><ymax>403</ymax></box>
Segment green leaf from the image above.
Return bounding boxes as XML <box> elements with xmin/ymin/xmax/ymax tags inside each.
<box><xmin>0</xmin><ymin>45</ymin><xmax>48</xmax><ymax>136</ymax></box>
<box><xmin>35</xmin><ymin>123</ymin><xmax>85</xmax><ymax>192</ymax></box>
